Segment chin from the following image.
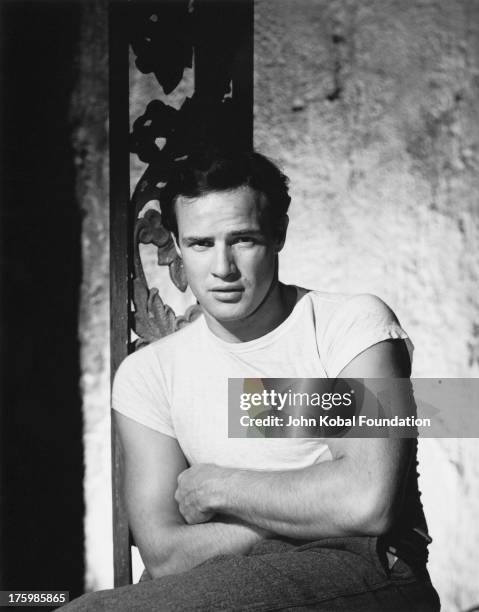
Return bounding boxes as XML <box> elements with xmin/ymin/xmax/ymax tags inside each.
<box><xmin>204</xmin><ymin>301</ymin><xmax>254</xmax><ymax>323</ymax></box>
<box><xmin>210</xmin><ymin>308</ymin><xmax>250</xmax><ymax>323</ymax></box>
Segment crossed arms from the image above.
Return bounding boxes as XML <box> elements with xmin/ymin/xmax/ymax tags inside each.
<box><xmin>115</xmin><ymin>339</ymin><xmax>413</xmax><ymax>579</ymax></box>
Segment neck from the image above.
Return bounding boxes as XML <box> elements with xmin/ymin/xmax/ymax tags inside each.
<box><xmin>204</xmin><ymin>280</ymin><xmax>298</xmax><ymax>343</ymax></box>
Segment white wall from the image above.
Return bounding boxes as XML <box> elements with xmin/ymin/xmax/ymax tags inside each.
<box><xmin>254</xmin><ymin>2</ymin><xmax>479</xmax><ymax>609</ymax></box>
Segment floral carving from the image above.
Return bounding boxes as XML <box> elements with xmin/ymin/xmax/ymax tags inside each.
<box><xmin>135</xmin><ymin>209</ymin><xmax>187</xmax><ymax>293</ymax></box>
<box><xmin>129</xmin><ymin>1</ymin><xmax>193</xmax><ymax>95</ymax></box>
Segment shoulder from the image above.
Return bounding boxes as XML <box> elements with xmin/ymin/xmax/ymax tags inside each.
<box><xmin>114</xmin><ymin>315</ymin><xmax>204</xmax><ymax>384</ymax></box>
<box><xmin>304</xmin><ymin>290</ymin><xmax>411</xmax><ymax>377</ymax></box>
<box><xmin>112</xmin><ymin>343</ymin><xmax>177</xmax><ymax>437</ymax></box>
<box><xmin>308</xmin><ymin>290</ymin><xmax>393</xmax><ymax>312</ymax></box>
<box><xmin>112</xmin><ymin>343</ymin><xmax>161</xmax><ymax>397</ymax></box>
<box><xmin>306</xmin><ymin>291</ymin><xmax>398</xmax><ymax>328</ymax></box>
<box><xmin>333</xmin><ymin>293</ymin><xmax>399</xmax><ymax>327</ymax></box>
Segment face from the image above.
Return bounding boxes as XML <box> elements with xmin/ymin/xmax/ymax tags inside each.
<box><xmin>175</xmin><ymin>186</ymin><xmax>285</xmax><ymax>329</ymax></box>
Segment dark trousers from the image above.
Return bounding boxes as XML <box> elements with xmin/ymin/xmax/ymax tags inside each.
<box><xmin>59</xmin><ymin>536</ymin><xmax>440</xmax><ymax>611</ymax></box>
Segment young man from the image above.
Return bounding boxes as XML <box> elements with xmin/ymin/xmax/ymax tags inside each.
<box><xmin>62</xmin><ymin>150</ymin><xmax>440</xmax><ymax>610</ymax></box>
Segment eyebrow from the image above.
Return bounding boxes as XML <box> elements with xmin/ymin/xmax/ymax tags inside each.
<box><xmin>181</xmin><ymin>235</ymin><xmax>210</xmax><ymax>244</ymax></box>
<box><xmin>182</xmin><ymin>229</ymin><xmax>264</xmax><ymax>244</ymax></box>
<box><xmin>229</xmin><ymin>229</ymin><xmax>264</xmax><ymax>237</ymax></box>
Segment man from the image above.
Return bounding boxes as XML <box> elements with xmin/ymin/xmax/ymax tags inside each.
<box><xmin>62</xmin><ymin>149</ymin><xmax>440</xmax><ymax>610</ymax></box>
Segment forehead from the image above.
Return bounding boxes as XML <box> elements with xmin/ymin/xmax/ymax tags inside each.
<box><xmin>175</xmin><ymin>186</ymin><xmax>267</xmax><ymax>236</ymax></box>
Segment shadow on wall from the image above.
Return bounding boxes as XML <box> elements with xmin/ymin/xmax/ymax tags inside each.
<box><xmin>1</xmin><ymin>1</ymin><xmax>85</xmax><ymax>603</ymax></box>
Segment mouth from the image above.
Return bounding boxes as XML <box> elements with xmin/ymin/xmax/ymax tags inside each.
<box><xmin>211</xmin><ymin>286</ymin><xmax>244</xmax><ymax>292</ymax></box>
<box><xmin>210</xmin><ymin>287</ymin><xmax>244</xmax><ymax>302</ymax></box>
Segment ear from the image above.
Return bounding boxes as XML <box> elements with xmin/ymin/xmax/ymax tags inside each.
<box><xmin>274</xmin><ymin>215</ymin><xmax>289</xmax><ymax>252</ymax></box>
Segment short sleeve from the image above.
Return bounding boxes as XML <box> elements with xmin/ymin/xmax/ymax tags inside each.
<box><xmin>319</xmin><ymin>294</ymin><xmax>414</xmax><ymax>378</ymax></box>
<box><xmin>112</xmin><ymin>345</ymin><xmax>176</xmax><ymax>438</ymax></box>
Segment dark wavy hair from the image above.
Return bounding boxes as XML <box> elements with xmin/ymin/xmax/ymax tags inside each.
<box><xmin>160</xmin><ymin>148</ymin><xmax>291</xmax><ymax>238</ymax></box>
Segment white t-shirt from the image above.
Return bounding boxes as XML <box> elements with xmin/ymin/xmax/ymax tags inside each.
<box><xmin>112</xmin><ymin>290</ymin><xmax>412</xmax><ymax>470</ymax></box>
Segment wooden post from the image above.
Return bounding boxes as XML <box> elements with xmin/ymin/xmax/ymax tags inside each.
<box><xmin>231</xmin><ymin>0</ymin><xmax>254</xmax><ymax>150</ymax></box>
<box><xmin>109</xmin><ymin>0</ymin><xmax>132</xmax><ymax>588</ymax></box>
<box><xmin>194</xmin><ymin>0</ymin><xmax>254</xmax><ymax>149</ymax></box>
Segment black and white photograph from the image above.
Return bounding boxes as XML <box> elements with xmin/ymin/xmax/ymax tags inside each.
<box><xmin>1</xmin><ymin>1</ymin><xmax>479</xmax><ymax>611</ymax></box>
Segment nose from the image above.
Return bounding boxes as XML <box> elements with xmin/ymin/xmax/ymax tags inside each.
<box><xmin>211</xmin><ymin>243</ymin><xmax>239</xmax><ymax>280</ymax></box>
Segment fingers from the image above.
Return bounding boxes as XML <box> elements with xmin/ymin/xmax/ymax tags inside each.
<box><xmin>175</xmin><ymin>484</ymin><xmax>213</xmax><ymax>524</ymax></box>
<box><xmin>174</xmin><ymin>464</ymin><xmax>216</xmax><ymax>524</ymax></box>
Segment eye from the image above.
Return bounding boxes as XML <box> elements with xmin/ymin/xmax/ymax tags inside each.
<box><xmin>190</xmin><ymin>239</ymin><xmax>213</xmax><ymax>251</ymax></box>
<box><xmin>234</xmin><ymin>236</ymin><xmax>256</xmax><ymax>246</ymax></box>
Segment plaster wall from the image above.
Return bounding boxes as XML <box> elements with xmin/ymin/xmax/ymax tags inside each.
<box><xmin>254</xmin><ymin>2</ymin><xmax>479</xmax><ymax>610</ymax></box>
<box><xmin>73</xmin><ymin>1</ymin><xmax>112</xmax><ymax>591</ymax></box>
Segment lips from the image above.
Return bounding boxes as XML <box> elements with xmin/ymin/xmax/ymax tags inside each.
<box><xmin>211</xmin><ymin>287</ymin><xmax>244</xmax><ymax>292</ymax></box>
<box><xmin>210</xmin><ymin>287</ymin><xmax>244</xmax><ymax>301</ymax></box>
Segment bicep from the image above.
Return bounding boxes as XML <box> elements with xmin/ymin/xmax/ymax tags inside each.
<box><xmin>327</xmin><ymin>340</ymin><xmax>414</xmax><ymax>526</ymax></box>
<box><xmin>114</xmin><ymin>411</ymin><xmax>188</xmax><ymax>550</ymax></box>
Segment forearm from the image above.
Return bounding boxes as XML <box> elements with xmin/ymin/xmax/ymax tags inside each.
<box><xmin>211</xmin><ymin>461</ymin><xmax>366</xmax><ymax>539</ymax></box>
<box><xmin>139</xmin><ymin>516</ymin><xmax>268</xmax><ymax>579</ymax></box>
<box><xmin>193</xmin><ymin>449</ymin><xmax>404</xmax><ymax>540</ymax></box>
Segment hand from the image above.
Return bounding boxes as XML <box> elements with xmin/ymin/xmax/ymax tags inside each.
<box><xmin>175</xmin><ymin>463</ymin><xmax>228</xmax><ymax>525</ymax></box>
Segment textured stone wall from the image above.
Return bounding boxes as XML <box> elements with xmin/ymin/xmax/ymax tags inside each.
<box><xmin>79</xmin><ymin>1</ymin><xmax>479</xmax><ymax>608</ymax></box>
<box><xmin>72</xmin><ymin>1</ymin><xmax>112</xmax><ymax>591</ymax></box>
<box><xmin>254</xmin><ymin>1</ymin><xmax>479</xmax><ymax>610</ymax></box>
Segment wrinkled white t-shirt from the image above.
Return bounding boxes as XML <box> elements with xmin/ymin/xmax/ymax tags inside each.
<box><xmin>112</xmin><ymin>290</ymin><xmax>412</xmax><ymax>469</ymax></box>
